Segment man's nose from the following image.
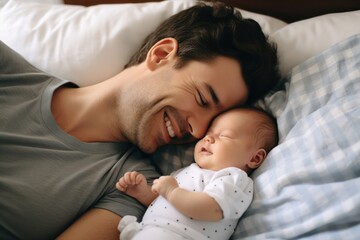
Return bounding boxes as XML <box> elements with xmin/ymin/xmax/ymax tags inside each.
<box><xmin>187</xmin><ymin>114</ymin><xmax>213</xmax><ymax>139</ymax></box>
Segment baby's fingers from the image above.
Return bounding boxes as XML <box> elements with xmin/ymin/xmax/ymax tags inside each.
<box><xmin>116</xmin><ymin>172</ymin><xmax>134</xmax><ymax>191</ymax></box>
<box><xmin>116</xmin><ymin>180</ymin><xmax>127</xmax><ymax>192</ymax></box>
<box><xmin>123</xmin><ymin>171</ymin><xmax>141</xmax><ymax>185</ymax></box>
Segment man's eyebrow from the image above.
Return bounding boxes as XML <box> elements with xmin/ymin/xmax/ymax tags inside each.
<box><xmin>206</xmin><ymin>83</ymin><xmax>220</xmax><ymax>106</ymax></box>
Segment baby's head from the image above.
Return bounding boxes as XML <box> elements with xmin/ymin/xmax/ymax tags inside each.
<box><xmin>194</xmin><ymin>107</ymin><xmax>278</xmax><ymax>174</ymax></box>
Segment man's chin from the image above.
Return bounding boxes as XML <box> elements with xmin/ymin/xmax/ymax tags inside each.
<box><xmin>138</xmin><ymin>144</ymin><xmax>157</xmax><ymax>154</ymax></box>
<box><xmin>136</xmin><ymin>139</ymin><xmax>161</xmax><ymax>154</ymax></box>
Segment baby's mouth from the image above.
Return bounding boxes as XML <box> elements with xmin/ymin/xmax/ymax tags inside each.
<box><xmin>201</xmin><ymin>146</ymin><xmax>212</xmax><ymax>154</ymax></box>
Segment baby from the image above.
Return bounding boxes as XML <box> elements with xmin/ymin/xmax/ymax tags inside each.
<box><xmin>116</xmin><ymin>107</ymin><xmax>278</xmax><ymax>240</ymax></box>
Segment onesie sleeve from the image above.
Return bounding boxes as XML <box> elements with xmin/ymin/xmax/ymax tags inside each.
<box><xmin>203</xmin><ymin>168</ymin><xmax>253</xmax><ymax>220</ymax></box>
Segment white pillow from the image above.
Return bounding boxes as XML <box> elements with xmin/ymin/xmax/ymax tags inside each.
<box><xmin>0</xmin><ymin>0</ymin><xmax>62</xmax><ymax>9</ymax></box>
<box><xmin>0</xmin><ymin>0</ymin><xmax>286</xmax><ymax>86</ymax></box>
<box><xmin>236</xmin><ymin>9</ymin><xmax>286</xmax><ymax>35</ymax></box>
<box><xmin>270</xmin><ymin>10</ymin><xmax>360</xmax><ymax>76</ymax></box>
<box><xmin>0</xmin><ymin>0</ymin><xmax>191</xmax><ymax>86</ymax></box>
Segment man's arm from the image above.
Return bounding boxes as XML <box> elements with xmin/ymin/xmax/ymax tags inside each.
<box><xmin>57</xmin><ymin>208</ymin><xmax>120</xmax><ymax>240</ymax></box>
<box><xmin>58</xmin><ymin>171</ymin><xmax>156</xmax><ymax>239</ymax></box>
<box><xmin>152</xmin><ymin>176</ymin><xmax>223</xmax><ymax>221</ymax></box>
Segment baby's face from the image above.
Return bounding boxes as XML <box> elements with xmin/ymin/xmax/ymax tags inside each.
<box><xmin>194</xmin><ymin>109</ymin><xmax>261</xmax><ymax>171</ymax></box>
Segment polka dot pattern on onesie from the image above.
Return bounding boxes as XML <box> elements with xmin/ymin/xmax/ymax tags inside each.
<box><xmin>139</xmin><ymin>163</ymin><xmax>253</xmax><ymax>240</ymax></box>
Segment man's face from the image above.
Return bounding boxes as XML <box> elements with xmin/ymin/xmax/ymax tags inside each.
<box><xmin>121</xmin><ymin>56</ymin><xmax>248</xmax><ymax>153</ymax></box>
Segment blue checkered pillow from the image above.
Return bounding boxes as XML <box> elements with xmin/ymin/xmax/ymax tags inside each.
<box><xmin>232</xmin><ymin>34</ymin><xmax>360</xmax><ymax>239</ymax></box>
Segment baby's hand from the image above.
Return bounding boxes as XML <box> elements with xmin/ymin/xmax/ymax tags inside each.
<box><xmin>151</xmin><ymin>176</ymin><xmax>178</xmax><ymax>199</ymax></box>
<box><xmin>116</xmin><ymin>171</ymin><xmax>146</xmax><ymax>193</ymax></box>
<box><xmin>116</xmin><ymin>171</ymin><xmax>157</xmax><ymax>206</ymax></box>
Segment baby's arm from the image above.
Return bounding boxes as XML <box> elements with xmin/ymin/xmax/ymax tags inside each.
<box><xmin>116</xmin><ymin>171</ymin><xmax>157</xmax><ymax>206</ymax></box>
<box><xmin>152</xmin><ymin>176</ymin><xmax>223</xmax><ymax>221</ymax></box>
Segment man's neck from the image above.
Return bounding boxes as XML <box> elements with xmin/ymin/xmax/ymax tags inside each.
<box><xmin>50</xmin><ymin>84</ymin><xmax>123</xmax><ymax>143</ymax></box>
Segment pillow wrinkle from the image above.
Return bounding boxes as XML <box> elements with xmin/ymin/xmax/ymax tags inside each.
<box><xmin>0</xmin><ymin>0</ymin><xmax>286</xmax><ymax>86</ymax></box>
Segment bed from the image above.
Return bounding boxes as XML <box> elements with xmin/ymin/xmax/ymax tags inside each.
<box><xmin>0</xmin><ymin>0</ymin><xmax>359</xmax><ymax>239</ymax></box>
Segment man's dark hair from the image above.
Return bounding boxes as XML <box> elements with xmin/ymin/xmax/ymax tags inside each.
<box><xmin>125</xmin><ymin>1</ymin><xmax>280</xmax><ymax>104</ymax></box>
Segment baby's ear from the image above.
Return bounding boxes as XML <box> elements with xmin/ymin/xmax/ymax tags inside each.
<box><xmin>248</xmin><ymin>149</ymin><xmax>267</xmax><ymax>169</ymax></box>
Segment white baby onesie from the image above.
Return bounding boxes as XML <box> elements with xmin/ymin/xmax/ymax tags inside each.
<box><xmin>119</xmin><ymin>163</ymin><xmax>253</xmax><ymax>240</ymax></box>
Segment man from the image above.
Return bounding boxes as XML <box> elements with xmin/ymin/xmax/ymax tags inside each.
<box><xmin>0</xmin><ymin>2</ymin><xmax>279</xmax><ymax>239</ymax></box>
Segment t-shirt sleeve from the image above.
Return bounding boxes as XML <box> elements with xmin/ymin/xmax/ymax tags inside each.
<box><xmin>93</xmin><ymin>148</ymin><xmax>161</xmax><ymax>221</ymax></box>
<box><xmin>0</xmin><ymin>40</ymin><xmax>42</xmax><ymax>74</ymax></box>
<box><xmin>204</xmin><ymin>168</ymin><xmax>253</xmax><ymax>220</ymax></box>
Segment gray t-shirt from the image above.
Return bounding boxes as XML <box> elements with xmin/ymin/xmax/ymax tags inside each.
<box><xmin>0</xmin><ymin>41</ymin><xmax>159</xmax><ymax>239</ymax></box>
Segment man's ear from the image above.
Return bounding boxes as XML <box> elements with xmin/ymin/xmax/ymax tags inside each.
<box><xmin>146</xmin><ymin>37</ymin><xmax>178</xmax><ymax>71</ymax></box>
<box><xmin>248</xmin><ymin>149</ymin><xmax>267</xmax><ymax>170</ymax></box>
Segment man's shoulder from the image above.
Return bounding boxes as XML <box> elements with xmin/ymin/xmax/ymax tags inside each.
<box><xmin>0</xmin><ymin>40</ymin><xmax>46</xmax><ymax>75</ymax></box>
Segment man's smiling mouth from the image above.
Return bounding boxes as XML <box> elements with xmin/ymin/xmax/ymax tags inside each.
<box><xmin>164</xmin><ymin>114</ymin><xmax>175</xmax><ymax>138</ymax></box>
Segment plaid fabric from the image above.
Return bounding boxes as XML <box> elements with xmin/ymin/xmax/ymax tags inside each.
<box><xmin>233</xmin><ymin>34</ymin><xmax>360</xmax><ymax>239</ymax></box>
